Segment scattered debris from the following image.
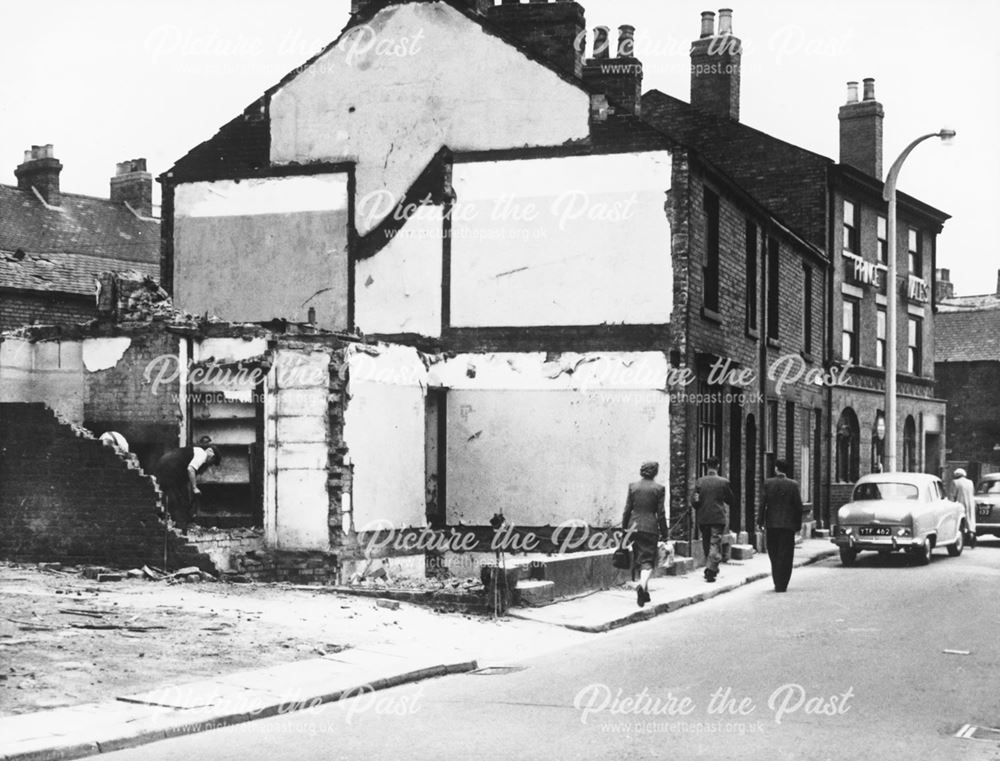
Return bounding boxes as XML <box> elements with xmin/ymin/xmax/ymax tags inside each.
<box><xmin>162</xmin><ymin>567</ymin><xmax>216</xmax><ymax>584</ymax></box>
<box><xmin>376</xmin><ymin>599</ymin><xmax>401</xmax><ymax>611</ymax></box>
<box><xmin>942</xmin><ymin>649</ymin><xmax>971</xmax><ymax>656</ymax></box>
<box><xmin>96</xmin><ymin>573</ymin><xmax>124</xmax><ymax>583</ymax></box>
<box><xmin>37</xmin><ymin>563</ymin><xmax>62</xmax><ymax>572</ymax></box>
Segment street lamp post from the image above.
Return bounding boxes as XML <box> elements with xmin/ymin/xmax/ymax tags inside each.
<box><xmin>882</xmin><ymin>129</ymin><xmax>956</xmax><ymax>472</ymax></box>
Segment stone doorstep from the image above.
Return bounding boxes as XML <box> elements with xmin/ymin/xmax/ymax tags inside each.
<box><xmin>514</xmin><ymin>579</ymin><xmax>555</xmax><ymax>607</ymax></box>
<box><xmin>511</xmin><ymin>553</ymin><xmax>695</xmax><ymax>608</ymax></box>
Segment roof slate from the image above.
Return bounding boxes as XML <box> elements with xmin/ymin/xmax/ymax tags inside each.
<box><xmin>641</xmin><ymin>90</ymin><xmax>832</xmax><ymax>247</ymax></box>
<box><xmin>0</xmin><ymin>250</ymin><xmax>159</xmax><ymax>297</ymax></box>
<box><xmin>935</xmin><ymin>301</ymin><xmax>1000</xmax><ymax>363</ymax></box>
<box><xmin>0</xmin><ymin>183</ymin><xmax>159</xmax><ymax>265</ymax></box>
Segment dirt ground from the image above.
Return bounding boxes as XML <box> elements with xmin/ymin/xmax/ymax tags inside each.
<box><xmin>0</xmin><ymin>562</ymin><xmax>587</xmax><ymax>717</ymax></box>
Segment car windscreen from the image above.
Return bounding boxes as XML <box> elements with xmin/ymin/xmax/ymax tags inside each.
<box><xmin>976</xmin><ymin>479</ymin><xmax>1000</xmax><ymax>495</ymax></box>
<box><xmin>852</xmin><ymin>482</ymin><xmax>920</xmax><ymax>501</ymax></box>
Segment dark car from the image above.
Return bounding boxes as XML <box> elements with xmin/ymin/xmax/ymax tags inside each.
<box><xmin>974</xmin><ymin>473</ymin><xmax>1000</xmax><ymax>537</ymax></box>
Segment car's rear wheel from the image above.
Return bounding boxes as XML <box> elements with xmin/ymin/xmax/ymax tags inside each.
<box><xmin>947</xmin><ymin>525</ymin><xmax>965</xmax><ymax>557</ymax></box>
<box><xmin>911</xmin><ymin>536</ymin><xmax>933</xmax><ymax>565</ymax></box>
<box><xmin>839</xmin><ymin>547</ymin><xmax>858</xmax><ymax>567</ymax></box>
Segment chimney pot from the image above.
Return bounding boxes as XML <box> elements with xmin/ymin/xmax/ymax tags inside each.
<box><xmin>839</xmin><ymin>78</ymin><xmax>884</xmax><ymax>177</ymax></box>
<box><xmin>718</xmin><ymin>8</ymin><xmax>733</xmax><ymax>35</ymax></box>
<box><xmin>16</xmin><ymin>143</ymin><xmax>62</xmax><ymax>205</ymax></box>
<box><xmin>690</xmin><ymin>10</ymin><xmax>741</xmax><ymax>120</ymax></box>
<box><xmin>110</xmin><ymin>157</ymin><xmax>153</xmax><ymax>217</ymax></box>
<box><xmin>593</xmin><ymin>26</ymin><xmax>610</xmax><ymax>59</ymax></box>
<box><xmin>584</xmin><ymin>22</ymin><xmax>643</xmax><ymax>117</ymax></box>
<box><xmin>700</xmin><ymin>11</ymin><xmax>716</xmax><ymax>38</ymax></box>
<box><xmin>617</xmin><ymin>24</ymin><xmax>635</xmax><ymax>58</ymax></box>
<box><xmin>996</xmin><ymin>268</ymin><xmax>1000</xmax><ymax>297</ymax></box>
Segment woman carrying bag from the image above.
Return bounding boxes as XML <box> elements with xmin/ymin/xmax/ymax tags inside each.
<box><xmin>621</xmin><ymin>461</ymin><xmax>669</xmax><ymax>607</ymax></box>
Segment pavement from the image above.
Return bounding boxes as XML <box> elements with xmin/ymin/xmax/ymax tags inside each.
<box><xmin>508</xmin><ymin>538</ymin><xmax>838</xmax><ymax>632</ymax></box>
<box><xmin>0</xmin><ymin>539</ymin><xmax>837</xmax><ymax>761</ymax></box>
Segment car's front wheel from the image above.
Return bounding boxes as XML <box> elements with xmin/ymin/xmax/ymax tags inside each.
<box><xmin>911</xmin><ymin>536</ymin><xmax>933</xmax><ymax>565</ymax></box>
<box><xmin>839</xmin><ymin>547</ymin><xmax>858</xmax><ymax>566</ymax></box>
<box><xmin>947</xmin><ymin>525</ymin><xmax>965</xmax><ymax>557</ymax></box>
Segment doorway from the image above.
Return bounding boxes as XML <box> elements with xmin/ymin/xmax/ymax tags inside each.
<box><xmin>744</xmin><ymin>414</ymin><xmax>757</xmax><ymax>535</ymax></box>
<box><xmin>729</xmin><ymin>401</ymin><xmax>743</xmax><ymax>533</ymax></box>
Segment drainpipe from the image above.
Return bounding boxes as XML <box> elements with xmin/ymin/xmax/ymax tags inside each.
<box><xmin>823</xmin><ymin>176</ymin><xmax>835</xmax><ymax>528</ymax></box>
<box><xmin>758</xmin><ymin>225</ymin><xmax>768</xmax><ymax>545</ymax></box>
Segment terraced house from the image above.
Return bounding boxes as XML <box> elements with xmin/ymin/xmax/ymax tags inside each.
<box><xmin>642</xmin><ymin>20</ymin><xmax>950</xmax><ymax>526</ymax></box>
<box><xmin>0</xmin><ymin>147</ymin><xmax>159</xmax><ymax>331</ymax></box>
<box><xmin>154</xmin><ymin>0</ymin><xmax>829</xmax><ymax>562</ymax></box>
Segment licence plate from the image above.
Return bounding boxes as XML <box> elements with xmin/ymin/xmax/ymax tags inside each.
<box><xmin>858</xmin><ymin>526</ymin><xmax>892</xmax><ymax>536</ymax></box>
<box><xmin>977</xmin><ymin>505</ymin><xmax>992</xmax><ymax>518</ymax></box>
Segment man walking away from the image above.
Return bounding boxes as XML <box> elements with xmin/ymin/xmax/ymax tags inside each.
<box><xmin>759</xmin><ymin>459</ymin><xmax>806</xmax><ymax>593</ymax></box>
<box><xmin>692</xmin><ymin>457</ymin><xmax>733</xmax><ymax>583</ymax></box>
<box><xmin>951</xmin><ymin>468</ymin><xmax>977</xmax><ymax>548</ymax></box>
<box><xmin>622</xmin><ymin>461</ymin><xmax>669</xmax><ymax>607</ymax></box>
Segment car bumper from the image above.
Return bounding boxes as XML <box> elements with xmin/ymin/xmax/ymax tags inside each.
<box><xmin>831</xmin><ymin>534</ymin><xmax>923</xmax><ymax>552</ymax></box>
<box><xmin>975</xmin><ymin>521</ymin><xmax>1000</xmax><ymax>534</ymax></box>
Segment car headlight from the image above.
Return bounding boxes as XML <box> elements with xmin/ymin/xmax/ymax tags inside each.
<box><xmin>895</xmin><ymin>527</ymin><xmax>912</xmax><ymax>537</ymax></box>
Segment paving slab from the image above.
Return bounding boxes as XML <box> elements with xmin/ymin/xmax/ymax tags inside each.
<box><xmin>507</xmin><ymin>540</ymin><xmax>838</xmax><ymax>633</ymax></box>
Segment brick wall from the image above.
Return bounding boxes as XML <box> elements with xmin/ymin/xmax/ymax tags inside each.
<box><xmin>83</xmin><ymin>325</ymin><xmax>181</xmax><ymax>472</ymax></box>
<box><xmin>936</xmin><ymin>361</ymin><xmax>1000</xmax><ymax>464</ymax></box>
<box><xmin>485</xmin><ymin>1</ymin><xmax>585</xmax><ymax>78</ymax></box>
<box><xmin>670</xmin><ymin>157</ymin><xmax>828</xmax><ymax>533</ymax></box>
<box><xmin>0</xmin><ymin>291</ymin><xmax>95</xmax><ymax>332</ymax></box>
<box><xmin>327</xmin><ymin>346</ymin><xmax>351</xmax><ymax>549</ymax></box>
<box><xmin>0</xmin><ymin>402</ymin><xmax>209</xmax><ymax>570</ymax></box>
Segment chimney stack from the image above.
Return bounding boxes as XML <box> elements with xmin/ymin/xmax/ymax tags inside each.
<box><xmin>110</xmin><ymin>158</ymin><xmax>153</xmax><ymax>217</ymax></box>
<box><xmin>839</xmin><ymin>77</ymin><xmax>884</xmax><ymax>178</ymax></box>
<box><xmin>689</xmin><ymin>8</ymin><xmax>742</xmax><ymax>121</ymax></box>
<box><xmin>352</xmin><ymin>0</ymin><xmax>491</xmax><ymax>18</ymax></box>
<box><xmin>583</xmin><ymin>23</ymin><xmax>644</xmax><ymax>117</ymax></box>
<box><xmin>996</xmin><ymin>268</ymin><xmax>1000</xmax><ymax>297</ymax></box>
<box><xmin>486</xmin><ymin>1</ymin><xmax>587</xmax><ymax>79</ymax></box>
<box><xmin>15</xmin><ymin>144</ymin><xmax>62</xmax><ymax>206</ymax></box>
<box><xmin>934</xmin><ymin>268</ymin><xmax>955</xmax><ymax>302</ymax></box>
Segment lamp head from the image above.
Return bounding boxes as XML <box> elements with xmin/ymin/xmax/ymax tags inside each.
<box><xmin>938</xmin><ymin>128</ymin><xmax>957</xmax><ymax>144</ymax></box>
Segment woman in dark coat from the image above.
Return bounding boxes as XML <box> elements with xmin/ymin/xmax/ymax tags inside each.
<box><xmin>622</xmin><ymin>461</ymin><xmax>669</xmax><ymax>607</ymax></box>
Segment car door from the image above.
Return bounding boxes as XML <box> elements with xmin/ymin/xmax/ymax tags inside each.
<box><xmin>932</xmin><ymin>479</ymin><xmax>958</xmax><ymax>542</ymax></box>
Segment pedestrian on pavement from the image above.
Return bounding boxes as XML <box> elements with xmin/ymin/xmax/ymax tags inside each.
<box><xmin>154</xmin><ymin>444</ymin><xmax>222</xmax><ymax>534</ymax></box>
<box><xmin>951</xmin><ymin>468</ymin><xmax>977</xmax><ymax>548</ymax></box>
<box><xmin>692</xmin><ymin>457</ymin><xmax>733</xmax><ymax>583</ymax></box>
<box><xmin>759</xmin><ymin>459</ymin><xmax>806</xmax><ymax>593</ymax></box>
<box><xmin>622</xmin><ymin>461</ymin><xmax>668</xmax><ymax>607</ymax></box>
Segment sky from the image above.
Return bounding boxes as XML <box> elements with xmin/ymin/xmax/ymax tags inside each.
<box><xmin>1</xmin><ymin>0</ymin><xmax>997</xmax><ymax>297</ymax></box>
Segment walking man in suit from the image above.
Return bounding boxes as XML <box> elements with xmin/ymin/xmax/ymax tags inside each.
<box><xmin>692</xmin><ymin>457</ymin><xmax>733</xmax><ymax>583</ymax></box>
<box><xmin>759</xmin><ymin>459</ymin><xmax>806</xmax><ymax>593</ymax></box>
<box><xmin>622</xmin><ymin>461</ymin><xmax>668</xmax><ymax>607</ymax></box>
